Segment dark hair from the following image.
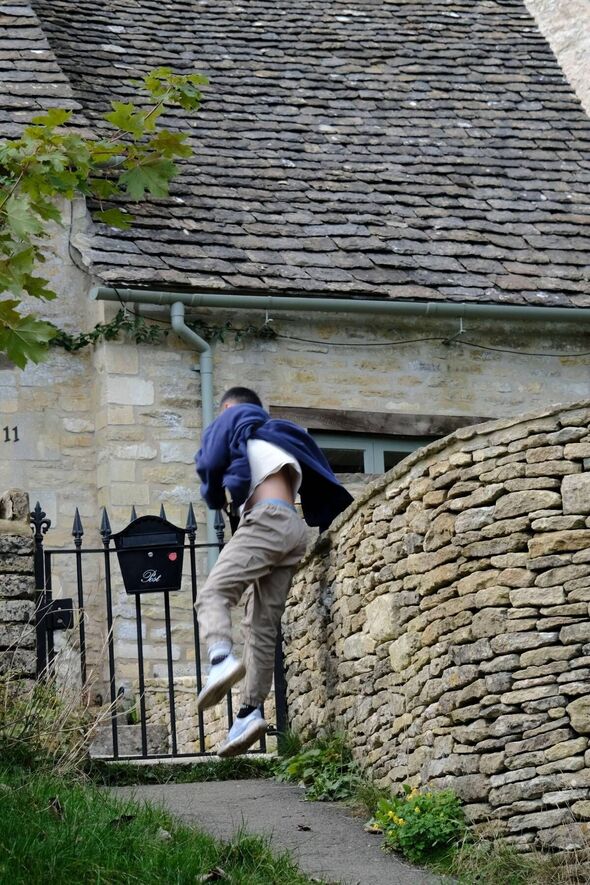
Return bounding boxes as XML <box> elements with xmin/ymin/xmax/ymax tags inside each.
<box><xmin>220</xmin><ymin>387</ymin><xmax>263</xmax><ymax>408</ymax></box>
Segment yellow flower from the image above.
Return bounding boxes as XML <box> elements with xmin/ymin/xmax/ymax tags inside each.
<box><xmin>414</xmin><ymin>807</ymin><xmax>421</xmax><ymax>814</ymax></box>
<box><xmin>388</xmin><ymin>811</ymin><xmax>396</xmax><ymax>820</ymax></box>
<box><xmin>399</xmin><ymin>818</ymin><xmax>406</xmax><ymax>825</ymax></box>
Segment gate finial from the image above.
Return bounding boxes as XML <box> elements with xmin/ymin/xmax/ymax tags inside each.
<box><xmin>72</xmin><ymin>508</ymin><xmax>84</xmax><ymax>541</ymax></box>
<box><xmin>159</xmin><ymin>503</ymin><xmax>167</xmax><ymax>520</ymax></box>
<box><xmin>185</xmin><ymin>503</ymin><xmax>197</xmax><ymax>534</ymax></box>
<box><xmin>130</xmin><ymin>505</ymin><xmax>138</xmax><ymax>521</ymax></box>
<box><xmin>100</xmin><ymin>507</ymin><xmax>112</xmax><ymax>539</ymax></box>
<box><xmin>214</xmin><ymin>509</ymin><xmax>225</xmax><ymax>547</ymax></box>
<box><xmin>30</xmin><ymin>501</ymin><xmax>51</xmax><ymax>539</ymax></box>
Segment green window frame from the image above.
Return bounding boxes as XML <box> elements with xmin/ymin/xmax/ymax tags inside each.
<box><xmin>312</xmin><ymin>432</ymin><xmax>436</xmax><ymax>474</ymax></box>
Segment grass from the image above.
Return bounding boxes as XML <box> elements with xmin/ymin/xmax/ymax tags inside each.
<box><xmin>0</xmin><ymin>764</ymin><xmax>314</xmax><ymax>885</ymax></box>
<box><xmin>88</xmin><ymin>756</ymin><xmax>275</xmax><ymax>786</ymax></box>
<box><xmin>435</xmin><ymin>834</ymin><xmax>590</xmax><ymax>885</ymax></box>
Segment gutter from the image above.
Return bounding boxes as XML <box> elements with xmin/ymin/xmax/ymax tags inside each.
<box><xmin>92</xmin><ymin>286</ymin><xmax>590</xmax><ymax>325</ymax></box>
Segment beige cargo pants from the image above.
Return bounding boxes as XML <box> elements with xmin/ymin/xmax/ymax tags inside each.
<box><xmin>195</xmin><ymin>501</ymin><xmax>308</xmax><ymax>707</ymax></box>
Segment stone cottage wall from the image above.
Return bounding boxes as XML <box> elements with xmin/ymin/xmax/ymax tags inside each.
<box><xmin>284</xmin><ymin>400</ymin><xmax>590</xmax><ymax>850</ymax></box>
<box><xmin>0</xmin><ymin>490</ymin><xmax>36</xmax><ymax>679</ymax></box>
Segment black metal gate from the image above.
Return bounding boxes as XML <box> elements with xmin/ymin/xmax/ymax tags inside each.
<box><xmin>31</xmin><ymin>502</ymin><xmax>288</xmax><ymax>761</ymax></box>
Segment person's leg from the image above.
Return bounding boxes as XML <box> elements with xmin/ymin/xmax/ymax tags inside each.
<box><xmin>241</xmin><ymin>507</ymin><xmax>307</xmax><ymax>705</ymax></box>
<box><xmin>195</xmin><ymin>505</ymin><xmax>304</xmax><ymax>710</ymax></box>
<box><xmin>240</xmin><ymin>561</ymin><xmax>298</xmax><ymax>706</ymax></box>
<box><xmin>218</xmin><ymin>518</ymin><xmax>306</xmax><ymax>756</ymax></box>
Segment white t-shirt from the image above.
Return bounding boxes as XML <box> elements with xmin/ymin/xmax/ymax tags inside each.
<box><xmin>242</xmin><ymin>438</ymin><xmax>302</xmax><ymax>510</ymax></box>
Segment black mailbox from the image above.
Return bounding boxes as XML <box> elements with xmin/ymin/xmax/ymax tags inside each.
<box><xmin>112</xmin><ymin>515</ymin><xmax>186</xmax><ymax>595</ymax></box>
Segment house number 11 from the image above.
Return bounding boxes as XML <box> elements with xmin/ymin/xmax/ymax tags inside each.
<box><xmin>3</xmin><ymin>426</ymin><xmax>19</xmax><ymax>442</ymax></box>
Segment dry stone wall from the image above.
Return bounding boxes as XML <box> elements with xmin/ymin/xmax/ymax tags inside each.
<box><xmin>284</xmin><ymin>401</ymin><xmax>590</xmax><ymax>851</ymax></box>
<box><xmin>0</xmin><ymin>489</ymin><xmax>36</xmax><ymax>679</ymax></box>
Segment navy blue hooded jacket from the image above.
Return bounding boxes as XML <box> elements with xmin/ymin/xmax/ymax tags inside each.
<box><xmin>195</xmin><ymin>404</ymin><xmax>353</xmax><ymax>532</ymax></box>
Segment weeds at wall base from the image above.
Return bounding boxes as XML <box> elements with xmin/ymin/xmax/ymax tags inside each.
<box><xmin>278</xmin><ymin>732</ymin><xmax>590</xmax><ymax>884</ymax></box>
<box><xmin>87</xmin><ymin>756</ymin><xmax>275</xmax><ymax>786</ymax></box>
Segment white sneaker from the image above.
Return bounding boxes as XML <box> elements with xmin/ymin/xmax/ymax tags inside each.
<box><xmin>197</xmin><ymin>654</ymin><xmax>246</xmax><ymax>712</ymax></box>
<box><xmin>218</xmin><ymin>708</ymin><xmax>268</xmax><ymax>757</ymax></box>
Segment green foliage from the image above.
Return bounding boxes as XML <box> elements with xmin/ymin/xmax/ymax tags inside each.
<box><xmin>51</xmin><ymin>308</ymin><xmax>166</xmax><ymax>352</ymax></box>
<box><xmin>89</xmin><ymin>756</ymin><xmax>275</xmax><ymax>787</ymax></box>
<box><xmin>187</xmin><ymin>318</ymin><xmax>278</xmax><ymax>345</ymax></box>
<box><xmin>0</xmin><ymin>67</ymin><xmax>207</xmax><ymax>368</ymax></box>
<box><xmin>274</xmin><ymin>732</ymin><xmax>362</xmax><ymax>801</ymax></box>
<box><xmin>370</xmin><ymin>784</ymin><xmax>466</xmax><ymax>864</ymax></box>
<box><xmin>0</xmin><ymin>765</ymin><xmax>313</xmax><ymax>884</ymax></box>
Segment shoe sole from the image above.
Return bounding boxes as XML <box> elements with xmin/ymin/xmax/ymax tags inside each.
<box><xmin>197</xmin><ymin>660</ymin><xmax>246</xmax><ymax>712</ymax></box>
<box><xmin>218</xmin><ymin>719</ymin><xmax>268</xmax><ymax>758</ymax></box>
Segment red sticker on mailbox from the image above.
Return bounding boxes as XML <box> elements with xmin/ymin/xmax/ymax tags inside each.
<box><xmin>168</xmin><ymin>552</ymin><xmax>177</xmax><ymax>561</ymax></box>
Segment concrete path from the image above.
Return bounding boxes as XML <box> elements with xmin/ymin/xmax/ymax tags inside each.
<box><xmin>111</xmin><ymin>779</ymin><xmax>440</xmax><ymax>885</ymax></box>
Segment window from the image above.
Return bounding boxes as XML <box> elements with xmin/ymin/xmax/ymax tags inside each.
<box><xmin>269</xmin><ymin>405</ymin><xmax>489</xmax><ymax>477</ymax></box>
<box><xmin>312</xmin><ymin>433</ymin><xmax>437</xmax><ymax>474</ymax></box>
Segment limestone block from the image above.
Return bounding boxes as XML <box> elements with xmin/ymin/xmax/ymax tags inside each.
<box><xmin>500</xmin><ymin>684</ymin><xmax>561</xmax><ymax>706</ymax></box>
<box><xmin>528</xmin><ymin>530</ymin><xmax>590</xmax><ymax>558</ymax></box>
<box><xmin>509</xmin><ymin>587</ymin><xmax>565</xmax><ymax>607</ymax></box>
<box><xmin>536</xmin><ymin>823</ymin><xmax>590</xmax><ymax>850</ymax></box>
<box><xmin>564</xmin><ymin>443</ymin><xmax>590</xmax><ymax>460</ymax></box>
<box><xmin>535</xmin><ymin>564</ymin><xmax>590</xmax><ymax>588</ymax></box>
<box><xmin>342</xmin><ymin>633</ymin><xmax>375</xmax><ymax>660</ymax></box>
<box><xmin>498</xmin><ymin>568</ymin><xmax>534</xmax><ymax>588</ymax></box>
<box><xmin>454</xmin><ymin>507</ymin><xmax>494</xmax><ymax>534</ymax></box>
<box><xmin>544</xmin><ymin>738</ymin><xmax>587</xmax><ymax>762</ymax></box>
<box><xmin>526</xmin><ymin>461</ymin><xmax>580</xmax><ymax>478</ymax></box>
<box><xmin>448</xmin><ymin>484</ymin><xmax>504</xmax><ymax>511</ymax></box>
<box><xmin>508</xmin><ymin>808</ymin><xmax>568</xmax><ymax>832</ymax></box>
<box><xmin>0</xmin><ymin>489</ymin><xmax>29</xmax><ymax>522</ymax></box>
<box><xmin>450</xmin><ymin>639</ymin><xmax>494</xmax><ymax>665</ymax></box>
<box><xmin>104</xmin><ymin>346</ymin><xmax>139</xmax><ymax>375</ymax></box>
<box><xmin>423</xmin><ymin>513</ymin><xmax>454</xmax><ymax>551</ymax></box>
<box><xmin>572</xmin><ymin>801</ymin><xmax>590</xmax><ymax>819</ymax></box>
<box><xmin>457</xmin><ymin>570</ymin><xmax>501</xmax><ymax>596</ymax></box>
<box><xmin>480</xmin><ymin>464</ymin><xmax>525</xmax><ymax>483</ymax></box>
<box><xmin>481</xmin><ymin>517</ymin><xmax>529</xmax><ymax>540</ymax></box>
<box><xmin>470</xmin><ymin>607</ymin><xmax>507</xmax><ymax>639</ymax></box>
<box><xmin>491</xmin><ymin>632</ymin><xmax>558</xmax><ymax>654</ymax></box>
<box><xmin>365</xmin><ymin>596</ymin><xmax>400</xmax><ymax>642</ymax></box>
<box><xmin>389</xmin><ymin>632</ymin><xmax>421</xmax><ymax>673</ymax></box>
<box><xmin>107</xmin><ymin>376</ymin><xmax>154</xmax><ymax>405</ymax></box>
<box><xmin>418</xmin><ymin>562</ymin><xmax>460</xmax><ymax>597</ymax></box>
<box><xmin>560</xmin><ymin>623</ymin><xmax>590</xmax><ymax>644</ymax></box>
<box><xmin>2</xmin><ymin>599</ymin><xmax>34</xmax><ymax>623</ymax></box>
<box><xmin>111</xmin><ymin>443</ymin><xmax>158</xmax><ymax>460</ymax></box>
<box><xmin>111</xmin><ymin>483</ymin><xmax>150</xmax><ymax>506</ymax></box>
<box><xmin>473</xmin><ymin>587</ymin><xmax>509</xmax><ymax>609</ymax></box>
<box><xmin>0</xmin><ymin>574</ymin><xmax>35</xmax><ymax>599</ymax></box>
<box><xmin>562</xmin><ymin>473</ymin><xmax>590</xmax><ymax>516</ymax></box>
<box><xmin>494</xmin><ymin>490</ymin><xmax>561</xmax><ymax>520</ymax></box>
<box><xmin>463</xmin><ymin>534</ymin><xmax>529</xmax><ymax>559</ymax></box>
<box><xmin>0</xmin><ymin>623</ymin><xmax>35</xmax><ymax>648</ymax></box>
<box><xmin>567</xmin><ymin>697</ymin><xmax>590</xmax><ymax>734</ymax></box>
<box><xmin>525</xmin><ymin>446</ymin><xmax>563</xmax><ymax>463</ymax></box>
<box><xmin>505</xmin><ymin>478</ymin><xmax>560</xmax><ymax>492</ymax></box>
<box><xmin>491</xmin><ymin>553</ymin><xmax>529</xmax><ymax>568</ymax></box>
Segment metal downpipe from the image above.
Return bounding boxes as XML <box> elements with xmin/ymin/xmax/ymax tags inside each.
<box><xmin>170</xmin><ymin>301</ymin><xmax>217</xmax><ymax>569</ymax></box>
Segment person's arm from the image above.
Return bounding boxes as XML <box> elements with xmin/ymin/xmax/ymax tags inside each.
<box><xmin>195</xmin><ymin>415</ymin><xmax>232</xmax><ymax>510</ymax></box>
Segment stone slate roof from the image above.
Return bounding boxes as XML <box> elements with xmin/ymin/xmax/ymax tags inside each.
<box><xmin>4</xmin><ymin>1</ymin><xmax>590</xmax><ymax>306</ymax></box>
<box><xmin>0</xmin><ymin>3</ymin><xmax>85</xmax><ymax>137</ymax></box>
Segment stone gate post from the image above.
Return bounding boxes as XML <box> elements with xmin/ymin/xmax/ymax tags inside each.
<box><xmin>0</xmin><ymin>489</ymin><xmax>36</xmax><ymax>678</ymax></box>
